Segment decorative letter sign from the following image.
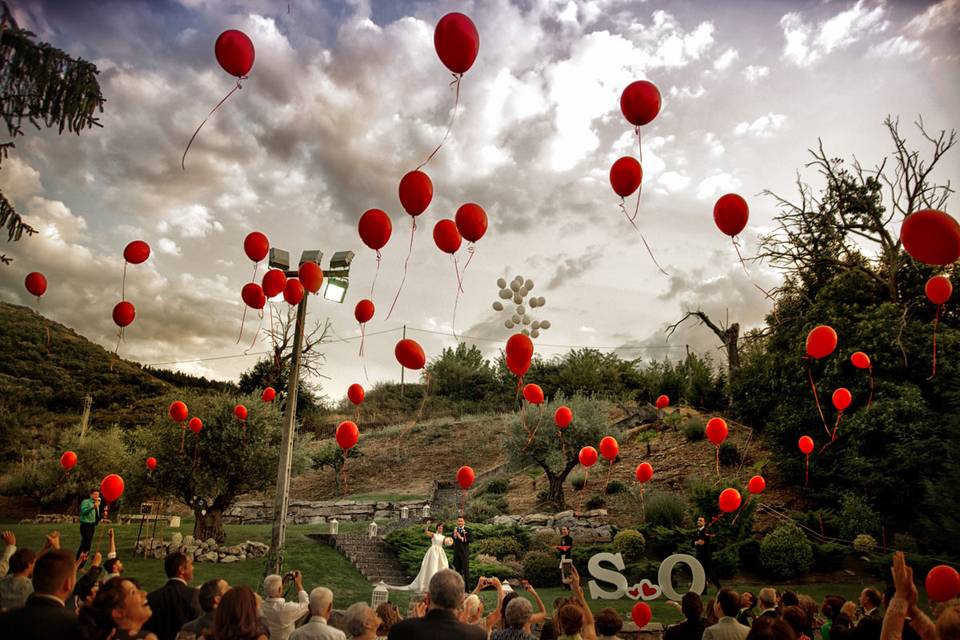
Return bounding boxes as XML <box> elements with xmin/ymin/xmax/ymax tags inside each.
<box><xmin>587</xmin><ymin>552</ymin><xmax>706</xmax><ymax>602</ymax></box>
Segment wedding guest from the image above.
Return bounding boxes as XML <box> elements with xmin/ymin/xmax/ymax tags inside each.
<box><xmin>78</xmin><ymin>577</ymin><xmax>156</xmax><ymax>640</ymax></box>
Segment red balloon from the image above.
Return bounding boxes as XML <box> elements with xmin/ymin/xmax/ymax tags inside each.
<box><xmin>241</xmin><ymin>283</ymin><xmax>266</xmax><ymax>310</ymax></box>
<box><xmin>355</xmin><ymin>299</ymin><xmax>375</xmax><ymax>324</ymax></box>
<box><xmin>398</xmin><ymin>171</ymin><xmax>433</xmax><ymax>217</ymax></box>
<box><xmin>832</xmin><ymin>388</ymin><xmax>852</xmax><ymax>412</ymax></box>
<box><xmin>578</xmin><ymin>446</ymin><xmax>598</xmax><ymax>468</ymax></box>
<box><xmin>234</xmin><ymin>404</ymin><xmax>248</xmax><ymax>420</ymax></box>
<box><xmin>719</xmin><ymin>488</ymin><xmax>742</xmax><ymax>513</ymax></box>
<box><xmin>100</xmin><ymin>474</ymin><xmax>125</xmax><ymax>502</ymax></box>
<box><xmin>123</xmin><ymin>240</ymin><xmax>151</xmax><ymax>264</ymax></box>
<box><xmin>283</xmin><ymin>278</ymin><xmax>305</xmax><ymax>306</ymax></box>
<box><xmin>506</xmin><ymin>333</ymin><xmax>534</xmax><ymax>371</ymax></box>
<box><xmin>900</xmin><ymin>209</ymin><xmax>960</xmax><ymax>266</ymax></box>
<box><xmin>112</xmin><ymin>301</ymin><xmax>135</xmax><ymax>328</ymax></box>
<box><xmin>395</xmin><ymin>338</ymin><xmax>426</xmax><ymax>370</ymax></box>
<box><xmin>261</xmin><ymin>387</ymin><xmax>276</xmax><ymax>402</ymax></box>
<box><xmin>455</xmin><ymin>203</ymin><xmax>488</xmax><ymax>243</ymax></box>
<box><xmin>24</xmin><ymin>272</ymin><xmax>47</xmax><ymax>298</ymax></box>
<box><xmin>456</xmin><ymin>465</ymin><xmax>476</xmax><ymax>490</ymax></box>
<box><xmin>188</xmin><ymin>417</ymin><xmax>203</xmax><ymax>434</ymax></box>
<box><xmin>523</xmin><ymin>383</ymin><xmax>544</xmax><ymax>405</ymax></box>
<box><xmin>713</xmin><ymin>194</ymin><xmax>749</xmax><ymax>237</ymax></box>
<box><xmin>925</xmin><ymin>565</ymin><xmax>960</xmax><ymax>603</ymax></box>
<box><xmin>298</xmin><ymin>262</ymin><xmax>324</xmax><ymax>294</ymax></box>
<box><xmin>433</xmin><ymin>219</ymin><xmax>462</xmax><ymax>254</ymax></box>
<box><xmin>262</xmin><ymin>269</ymin><xmax>287</xmax><ymax>298</ymax></box>
<box><xmin>655</xmin><ymin>395</ymin><xmax>669</xmax><ymax>410</ymax></box>
<box><xmin>925</xmin><ymin>275</ymin><xmax>952</xmax><ymax>305</ymax></box>
<box><xmin>599</xmin><ymin>436</ymin><xmax>619</xmax><ymax>461</ymax></box>
<box><xmin>631</xmin><ymin>602</ymin><xmax>652</xmax><ymax>628</ymax></box>
<box><xmin>243</xmin><ymin>231</ymin><xmax>269</xmax><ymax>262</ymax></box>
<box><xmin>506</xmin><ymin>355</ymin><xmax>530</xmax><ymax>378</ymax></box>
<box><xmin>347</xmin><ymin>383</ymin><xmax>365</xmax><ymax>406</ymax></box>
<box><xmin>620</xmin><ymin>81</ymin><xmax>661</xmax><ymax>127</ymax></box>
<box><xmin>358</xmin><ymin>209</ymin><xmax>392</xmax><ymax>251</ymax></box>
<box><xmin>609</xmin><ymin>157</ymin><xmax>642</xmax><ymax>198</ymax></box>
<box><xmin>146</xmin><ymin>457</ymin><xmax>157</xmax><ymax>471</ymax></box>
<box><xmin>169</xmin><ymin>401</ymin><xmax>188</xmax><ymax>422</ymax></box>
<box><xmin>851</xmin><ymin>351</ymin><xmax>871</xmax><ymax>369</ymax></box>
<box><xmin>705</xmin><ymin>418</ymin><xmax>728</xmax><ymax>446</ymax></box>
<box><xmin>806</xmin><ymin>325</ymin><xmax>838</xmax><ymax>359</ymax></box>
<box><xmin>434</xmin><ymin>12</ymin><xmax>480</xmax><ymax>74</ymax></box>
<box><xmin>635</xmin><ymin>462</ymin><xmax>653</xmax><ymax>483</ymax></box>
<box><xmin>798</xmin><ymin>435</ymin><xmax>814</xmax><ymax>455</ymax></box>
<box><xmin>554</xmin><ymin>406</ymin><xmax>573</xmax><ymax>429</ymax></box>
<box><xmin>336</xmin><ymin>421</ymin><xmax>359</xmax><ymax>450</ymax></box>
<box><xmin>215</xmin><ymin>29</ymin><xmax>255</xmax><ymax>77</ymax></box>
<box><xmin>748</xmin><ymin>475</ymin><xmax>766</xmax><ymax>494</ymax></box>
<box><xmin>60</xmin><ymin>451</ymin><xmax>77</xmax><ymax>471</ymax></box>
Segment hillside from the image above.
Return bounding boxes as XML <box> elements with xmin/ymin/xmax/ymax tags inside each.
<box><xmin>0</xmin><ymin>302</ymin><xmax>234</xmax><ymax>462</ymax></box>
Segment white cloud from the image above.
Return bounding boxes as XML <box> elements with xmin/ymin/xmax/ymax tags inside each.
<box><xmin>743</xmin><ymin>65</ymin><xmax>770</xmax><ymax>84</ymax></box>
<box><xmin>868</xmin><ymin>36</ymin><xmax>925</xmax><ymax>58</ymax></box>
<box><xmin>906</xmin><ymin>0</ymin><xmax>960</xmax><ymax>35</ymax></box>
<box><xmin>658</xmin><ymin>171</ymin><xmax>691</xmax><ymax>192</ymax></box>
<box><xmin>713</xmin><ymin>47</ymin><xmax>739</xmax><ymax>70</ymax></box>
<box><xmin>157</xmin><ymin>238</ymin><xmax>182</xmax><ymax>256</ymax></box>
<box><xmin>703</xmin><ymin>132</ymin><xmax>725</xmax><ymax>157</ymax></box>
<box><xmin>697</xmin><ymin>173</ymin><xmax>743</xmax><ymax>200</ymax></box>
<box><xmin>558</xmin><ymin>1</ymin><xmax>579</xmax><ymax>25</ymax></box>
<box><xmin>733</xmin><ymin>113</ymin><xmax>788</xmax><ymax>137</ymax></box>
<box><xmin>157</xmin><ymin>204</ymin><xmax>223</xmax><ymax>238</ymax></box>
<box><xmin>669</xmin><ymin>84</ymin><xmax>706</xmax><ymax>99</ymax></box>
<box><xmin>780</xmin><ymin>0</ymin><xmax>888</xmax><ymax>67</ymax></box>
<box><xmin>0</xmin><ymin>157</ymin><xmax>43</xmax><ymax>200</ymax></box>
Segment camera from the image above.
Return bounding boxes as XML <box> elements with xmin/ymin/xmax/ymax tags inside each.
<box><xmin>283</xmin><ymin>570</ymin><xmax>300</xmax><ymax>581</ymax></box>
<box><xmin>560</xmin><ymin>558</ymin><xmax>574</xmax><ymax>584</ymax></box>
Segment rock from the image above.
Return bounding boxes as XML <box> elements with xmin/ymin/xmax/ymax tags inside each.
<box><xmin>491</xmin><ymin>515</ymin><xmax>518</xmax><ymax>526</ymax></box>
<box><xmin>200</xmin><ymin>551</ymin><xmax>219</xmax><ymax>563</ymax></box>
<box><xmin>183</xmin><ymin>535</ymin><xmax>195</xmax><ymax>546</ymax></box>
<box><xmin>221</xmin><ymin>555</ymin><xmax>238</xmax><ymax>563</ymax></box>
<box><xmin>520</xmin><ymin>513</ymin><xmax>551</xmax><ymax>526</ymax></box>
<box><xmin>533</xmin><ymin>527</ymin><xmax>556</xmax><ymax>538</ymax></box>
<box><xmin>170</xmin><ymin>532</ymin><xmax>183</xmax><ymax>546</ymax></box>
<box><xmin>185</xmin><ymin>545</ymin><xmax>199</xmax><ymax>555</ymax></box>
<box><xmin>237</xmin><ymin>554</ymin><xmax>246</xmax><ymax>561</ymax></box>
<box><xmin>554</xmin><ymin>510</ymin><xmax>574</xmax><ymax>520</ymax></box>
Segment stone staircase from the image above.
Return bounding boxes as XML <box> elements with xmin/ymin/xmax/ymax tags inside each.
<box><xmin>429</xmin><ymin>481</ymin><xmax>462</xmax><ymax>519</ymax></box>
<box><xmin>324</xmin><ymin>534</ymin><xmax>412</xmax><ymax>585</ymax></box>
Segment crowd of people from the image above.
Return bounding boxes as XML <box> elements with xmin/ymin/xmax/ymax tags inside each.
<box><xmin>0</xmin><ymin>527</ymin><xmax>957</xmax><ymax>640</ymax></box>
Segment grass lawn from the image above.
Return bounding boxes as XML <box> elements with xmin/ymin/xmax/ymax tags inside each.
<box><xmin>0</xmin><ymin>521</ymin><xmax>885</xmax><ymax>622</ymax></box>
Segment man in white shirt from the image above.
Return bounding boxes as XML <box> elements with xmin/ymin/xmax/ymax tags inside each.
<box><xmin>262</xmin><ymin>571</ymin><xmax>310</xmax><ymax>640</ymax></box>
<box><xmin>291</xmin><ymin>587</ymin><xmax>346</xmax><ymax>640</ymax></box>
<box><xmin>703</xmin><ymin>588</ymin><xmax>751</xmax><ymax>640</ymax></box>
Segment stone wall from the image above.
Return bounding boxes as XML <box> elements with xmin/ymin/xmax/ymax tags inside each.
<box><xmin>135</xmin><ymin>533</ymin><xmax>269</xmax><ymax>564</ymax></box>
<box><xmin>222</xmin><ymin>498</ymin><xmax>430</xmax><ymax>525</ymax></box>
<box><xmin>491</xmin><ymin>509</ymin><xmax>614</xmax><ymax>542</ymax></box>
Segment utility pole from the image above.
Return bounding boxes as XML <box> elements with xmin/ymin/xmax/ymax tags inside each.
<box><xmin>266</xmin><ymin>293</ymin><xmax>308</xmax><ymax>575</ymax></box>
<box><xmin>79</xmin><ymin>395</ymin><xmax>92</xmax><ymax>439</ymax></box>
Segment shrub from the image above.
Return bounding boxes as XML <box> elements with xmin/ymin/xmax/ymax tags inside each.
<box><xmin>813</xmin><ymin>543</ymin><xmax>847</xmax><ymax>571</ymax></box>
<box><xmin>836</xmin><ymin>493</ymin><xmax>881</xmax><ymax>539</ymax></box>
<box><xmin>570</xmin><ymin>474</ymin><xmax>586</xmax><ymax>491</ymax></box>
<box><xmin>892</xmin><ymin>533</ymin><xmax>918</xmax><ymax>553</ymax></box>
<box><xmin>644</xmin><ymin>525</ymin><xmax>689</xmax><ymax>557</ymax></box>
<box><xmin>472</xmin><ymin>559</ymin><xmax>518</xmax><ymax>580</ymax></box>
<box><xmin>482</xmin><ymin>478</ymin><xmax>510</xmax><ymax>495</ymax></box>
<box><xmin>853</xmin><ymin>534</ymin><xmax>877</xmax><ymax>553</ymax></box>
<box><xmin>530</xmin><ymin>529</ymin><xmax>558</xmax><ymax>551</ymax></box>
<box><xmin>522</xmin><ymin>550</ymin><xmax>562</xmax><ymax>587</ymax></box>
<box><xmin>734</xmin><ymin>539</ymin><xmax>762</xmax><ymax>573</ymax></box>
<box><xmin>760</xmin><ymin>523</ymin><xmax>814</xmax><ymax>580</ymax></box>
<box><xmin>624</xmin><ymin>560</ymin><xmax>662</xmax><ymax>584</ymax></box>
<box><xmin>466</xmin><ymin>496</ymin><xmax>505</xmax><ymax>522</ymax></box>
<box><xmin>613</xmin><ymin>529</ymin><xmax>646</xmax><ymax>562</ymax></box>
<box><xmin>718</xmin><ymin>441</ymin><xmax>740</xmax><ymax>466</ymax></box>
<box><xmin>474</xmin><ymin>536</ymin><xmax>524</xmax><ymax>559</ymax></box>
<box><xmin>713</xmin><ymin>547</ymin><xmax>739</xmax><ymax>579</ymax></box>
<box><xmin>645</xmin><ymin>491</ymin><xmax>687</xmax><ymax>528</ymax></box>
<box><xmin>605</xmin><ymin>480</ymin><xmax>625</xmax><ymax>495</ymax></box>
<box><xmin>586</xmin><ymin>496</ymin><xmax>606</xmax><ymax>510</ymax></box>
<box><xmin>682</xmin><ymin>418</ymin><xmax>705</xmax><ymax>441</ymax></box>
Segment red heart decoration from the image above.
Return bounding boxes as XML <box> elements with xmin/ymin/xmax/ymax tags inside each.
<box><xmin>642</xmin><ymin>583</ymin><xmax>658</xmax><ymax>597</ymax></box>
<box><xmin>628</xmin><ymin>588</ymin><xmax>640</xmax><ymax>599</ymax></box>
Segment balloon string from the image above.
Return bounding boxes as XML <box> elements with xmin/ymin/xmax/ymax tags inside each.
<box><xmin>524</xmin><ymin>404</ymin><xmax>545</xmax><ymax>450</ymax></box>
<box><xmin>867</xmin><ymin>366</ymin><xmax>874</xmax><ymax>408</ymax></box>
<box><xmin>113</xmin><ymin>327</ymin><xmax>124</xmax><ymax>355</ymax></box>
<box><xmin>121</xmin><ymin>261</ymin><xmax>127</xmax><ymax>300</ymax></box>
<box><xmin>386</xmin><ymin>219</ymin><xmax>416</xmax><ymax>320</ymax></box>
<box><xmin>237</xmin><ymin>263</ymin><xmax>258</xmax><ymax>344</ymax></box>
<box><xmin>397</xmin><ymin>371</ymin><xmax>433</xmax><ymax>446</ymax></box>
<box><xmin>192</xmin><ymin>432</ymin><xmax>199</xmax><ymax>469</ymax></box>
<box><xmin>927</xmin><ymin>305</ymin><xmax>940</xmax><ymax>380</ymax></box>
<box><xmin>818</xmin><ymin>415</ymin><xmax>841</xmax><ymax>455</ymax></box>
<box><xmin>242</xmin><ymin>419</ymin><xmax>247</xmax><ymax>448</ymax></box>
<box><xmin>805</xmin><ymin>362</ymin><xmax>829</xmax><ymax>433</ymax></box>
<box><xmin>370</xmin><ymin>251</ymin><xmax>381</xmax><ymax>299</ymax></box>
<box><xmin>179</xmin><ymin>423</ymin><xmax>186</xmax><ymax>453</ymax></box>
<box><xmin>244</xmin><ymin>309</ymin><xmax>263</xmax><ymax>354</ymax></box>
<box><xmin>558</xmin><ymin>429</ymin><xmax>567</xmax><ymax>460</ymax></box>
<box><xmin>619</xmin><ymin>199</ymin><xmax>669</xmax><ymax>276</ymax></box>
<box><xmin>416</xmin><ymin>73</ymin><xmax>462</xmax><ymax>170</ymax></box>
<box><xmin>805</xmin><ymin>454</ymin><xmax>810</xmax><ymax>487</ymax></box>
<box><xmin>341</xmin><ymin>449</ymin><xmax>349</xmax><ymax>495</ymax></box>
<box><xmin>732</xmin><ymin>237</ymin><xmax>774</xmax><ymax>300</ymax></box>
<box><xmin>632</xmin><ymin>126</ymin><xmax>643</xmax><ymax>221</ymax></box>
<box><xmin>715</xmin><ymin>445</ymin><xmax>720</xmax><ymax>479</ymax></box>
<box><xmin>45</xmin><ymin>320</ymin><xmax>51</xmax><ymax>354</ymax></box>
<box><xmin>452</xmin><ymin>246</ymin><xmax>475</xmax><ymax>343</ymax></box>
<box><xmin>181</xmin><ymin>78</ymin><xmax>244</xmax><ymax>170</ymax></box>
<box><xmin>601</xmin><ymin>459</ymin><xmax>614</xmax><ymax>495</ymax></box>
<box><xmin>576</xmin><ymin>468</ymin><xmax>589</xmax><ymax>515</ymax></box>
<box><xmin>451</xmin><ymin>253</ymin><xmax>464</xmax><ymax>341</ymax></box>
<box><xmin>452</xmin><ymin>252</ymin><xmax>464</xmax><ymax>294</ymax></box>
<box><xmin>358</xmin><ymin>322</ymin><xmax>366</xmax><ymax>357</ymax></box>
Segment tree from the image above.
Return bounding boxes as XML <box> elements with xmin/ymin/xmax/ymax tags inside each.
<box><xmin>311</xmin><ymin>442</ymin><xmax>363</xmax><ymax>494</ymax></box>
<box><xmin>667</xmin><ymin>310</ymin><xmax>741</xmax><ymax>403</ymax></box>
<box><xmin>130</xmin><ymin>393</ymin><xmax>299</xmax><ymax>542</ymax></box>
<box><xmin>0</xmin><ymin>3</ymin><xmax>105</xmax><ymax>264</ymax></box>
<box><xmin>506</xmin><ymin>394</ymin><xmax>615</xmax><ymax>510</ymax></box>
<box><xmin>426</xmin><ymin>342</ymin><xmax>498</xmax><ymax>402</ymax></box>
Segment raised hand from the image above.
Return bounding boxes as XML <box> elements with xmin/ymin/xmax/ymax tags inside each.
<box><xmin>1</xmin><ymin>531</ymin><xmax>14</xmax><ymax>546</ymax></box>
<box><xmin>46</xmin><ymin>530</ymin><xmax>61</xmax><ymax>550</ymax></box>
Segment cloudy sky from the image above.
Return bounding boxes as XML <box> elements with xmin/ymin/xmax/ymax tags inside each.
<box><xmin>1</xmin><ymin>0</ymin><xmax>958</xmax><ymax>402</ymax></box>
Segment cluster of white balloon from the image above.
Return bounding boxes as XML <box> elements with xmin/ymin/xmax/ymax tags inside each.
<box><xmin>492</xmin><ymin>276</ymin><xmax>552</xmax><ymax>338</ymax></box>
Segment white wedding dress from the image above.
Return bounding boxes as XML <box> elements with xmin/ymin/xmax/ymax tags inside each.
<box><xmin>388</xmin><ymin>532</ymin><xmax>449</xmax><ymax>592</ymax></box>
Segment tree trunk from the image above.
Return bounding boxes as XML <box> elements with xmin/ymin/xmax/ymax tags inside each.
<box><xmin>547</xmin><ymin>473</ymin><xmax>566</xmax><ymax>511</ymax></box>
<box><xmin>725</xmin><ymin>323</ymin><xmax>741</xmax><ymax>386</ymax></box>
<box><xmin>193</xmin><ymin>505</ymin><xmax>226</xmax><ymax>543</ymax></box>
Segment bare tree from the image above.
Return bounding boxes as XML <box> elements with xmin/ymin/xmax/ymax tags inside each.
<box><xmin>667</xmin><ymin>309</ymin><xmax>740</xmax><ymax>401</ymax></box>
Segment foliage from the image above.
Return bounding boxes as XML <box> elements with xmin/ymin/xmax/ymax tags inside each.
<box><xmin>759</xmin><ymin>523</ymin><xmax>814</xmax><ymax>580</ymax></box>
<box><xmin>688</xmin><ymin>481</ymin><xmax>756</xmax><ymax>544</ymax></box>
<box><xmin>634</xmin><ymin>354</ymin><xmax>727</xmax><ymax>410</ymax></box>
<box><xmin>424</xmin><ymin>343</ymin><xmax>502</xmax><ymax>411</ymax></box>
<box><xmin>570</xmin><ymin>474</ymin><xmax>586</xmax><ymax>491</ymax></box>
<box><xmin>853</xmin><ymin>534</ymin><xmax>877</xmax><ymax>553</ymax></box>
<box><xmin>892</xmin><ymin>533</ymin><xmax>918</xmax><ymax>553</ymax></box>
<box><xmin>641</xmin><ymin>526</ymin><xmax>689</xmax><ymax>557</ymax></box>
<box><xmin>479</xmin><ymin>478</ymin><xmax>510</xmax><ymax>495</ymax></box>
<box><xmin>474</xmin><ymin>536</ymin><xmax>525</xmax><ymax>560</ymax></box>
<box><xmin>644</xmin><ymin>492</ymin><xmax>688</xmax><ymax>528</ymax></box>
<box><xmin>682</xmin><ymin>418</ymin><xmax>706</xmax><ymax>442</ymax></box>
<box><xmin>144</xmin><ymin>367</ymin><xmax>237</xmax><ymax>394</ymax></box>
<box><xmin>836</xmin><ymin>493</ymin><xmax>881</xmax><ymax>539</ymax></box>
<box><xmin>812</xmin><ymin>543</ymin><xmax>847</xmax><ymax>571</ymax></box>
<box><xmin>605</xmin><ymin>479</ymin><xmax>625</xmax><ymax>495</ymax></box>
<box><xmin>712</xmin><ymin>546</ymin><xmax>739</xmax><ymax>579</ymax></box>
<box><xmin>522</xmin><ymin>550</ymin><xmax>562</xmax><ymax>587</ymax></box>
<box><xmin>586</xmin><ymin>496</ymin><xmax>605</xmax><ymax>509</ymax></box>
<box><xmin>613</xmin><ymin>529</ymin><xmax>646</xmax><ymax>562</ymax></box>
<box><xmin>466</xmin><ymin>494</ymin><xmax>507</xmax><ymax>522</ymax></box>
<box><xmin>311</xmin><ymin>443</ymin><xmax>363</xmax><ymax>492</ymax></box>
<box><xmin>718</xmin><ymin>441</ymin><xmax>740</xmax><ymax>466</ymax></box>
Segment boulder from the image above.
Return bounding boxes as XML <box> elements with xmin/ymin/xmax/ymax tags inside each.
<box><xmin>183</xmin><ymin>535</ymin><xmax>195</xmax><ymax>546</ymax></box>
<box><xmin>200</xmin><ymin>551</ymin><xmax>219</xmax><ymax>563</ymax></box>
<box><xmin>221</xmin><ymin>555</ymin><xmax>238</xmax><ymax>564</ymax></box>
<box><xmin>520</xmin><ymin>513</ymin><xmax>551</xmax><ymax>526</ymax></box>
<box><xmin>170</xmin><ymin>532</ymin><xmax>183</xmax><ymax>546</ymax></box>
<box><xmin>491</xmin><ymin>515</ymin><xmax>518</xmax><ymax>526</ymax></box>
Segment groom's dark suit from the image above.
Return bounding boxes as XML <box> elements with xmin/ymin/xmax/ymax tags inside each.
<box><xmin>452</xmin><ymin>525</ymin><xmax>470</xmax><ymax>589</ymax></box>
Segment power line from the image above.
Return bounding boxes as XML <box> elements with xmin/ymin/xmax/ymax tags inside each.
<box><xmin>406</xmin><ymin>326</ymin><xmax>688</xmax><ymax>351</ymax></box>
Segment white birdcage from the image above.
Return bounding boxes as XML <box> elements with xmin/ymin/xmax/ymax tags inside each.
<box><xmin>368</xmin><ymin>520</ymin><xmax>378</xmax><ymax>538</ymax></box>
<box><xmin>401</xmin><ymin>506</ymin><xmax>409</xmax><ymax>520</ymax></box>
<box><xmin>422</xmin><ymin>504</ymin><xmax>431</xmax><ymax>519</ymax></box>
<box><xmin>329</xmin><ymin>519</ymin><xmax>339</xmax><ymax>536</ymax></box>
<box><xmin>372</xmin><ymin>581</ymin><xmax>389</xmax><ymax>608</ymax></box>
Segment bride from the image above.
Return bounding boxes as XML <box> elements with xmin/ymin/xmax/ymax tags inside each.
<box><xmin>388</xmin><ymin>523</ymin><xmax>449</xmax><ymax>593</ymax></box>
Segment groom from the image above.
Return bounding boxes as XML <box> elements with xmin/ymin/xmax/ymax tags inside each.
<box><xmin>452</xmin><ymin>517</ymin><xmax>470</xmax><ymax>590</ymax></box>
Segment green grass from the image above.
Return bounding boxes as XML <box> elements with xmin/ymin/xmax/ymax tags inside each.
<box><xmin>346</xmin><ymin>492</ymin><xmax>429</xmax><ymax>503</ymax></box>
<box><xmin>0</xmin><ymin>522</ymin><xmax>882</xmax><ymax>620</ymax></box>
